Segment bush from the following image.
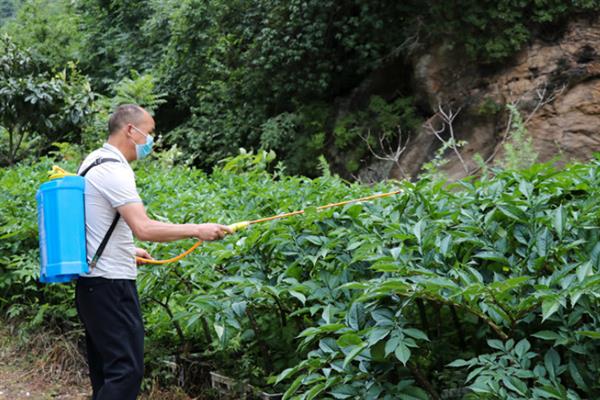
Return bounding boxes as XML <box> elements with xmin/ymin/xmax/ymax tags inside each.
<box><xmin>0</xmin><ymin>35</ymin><xmax>96</xmax><ymax>165</ymax></box>
<box><xmin>2</xmin><ymin>150</ymin><xmax>600</xmax><ymax>398</ymax></box>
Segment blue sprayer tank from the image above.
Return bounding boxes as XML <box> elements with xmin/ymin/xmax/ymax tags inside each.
<box><xmin>36</xmin><ymin>176</ymin><xmax>88</xmax><ymax>283</ymax></box>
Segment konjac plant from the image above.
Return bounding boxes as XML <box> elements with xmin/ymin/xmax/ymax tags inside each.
<box><xmin>1</xmin><ymin>150</ymin><xmax>599</xmax><ymax>399</ymax></box>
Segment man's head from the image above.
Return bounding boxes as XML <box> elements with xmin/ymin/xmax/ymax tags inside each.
<box><xmin>107</xmin><ymin>104</ymin><xmax>156</xmax><ymax>161</ymax></box>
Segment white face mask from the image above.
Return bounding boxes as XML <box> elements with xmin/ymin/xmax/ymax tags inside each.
<box><xmin>131</xmin><ymin>125</ymin><xmax>154</xmax><ymax>160</ymax></box>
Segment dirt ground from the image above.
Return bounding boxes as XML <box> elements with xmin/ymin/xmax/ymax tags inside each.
<box><xmin>0</xmin><ymin>328</ymin><xmax>88</xmax><ymax>399</ymax></box>
<box><xmin>0</xmin><ymin>364</ymin><xmax>88</xmax><ymax>399</ymax></box>
<box><xmin>0</xmin><ymin>326</ymin><xmax>193</xmax><ymax>400</ymax></box>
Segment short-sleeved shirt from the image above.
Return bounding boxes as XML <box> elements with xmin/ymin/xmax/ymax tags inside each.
<box><xmin>77</xmin><ymin>143</ymin><xmax>142</xmax><ymax>280</ymax></box>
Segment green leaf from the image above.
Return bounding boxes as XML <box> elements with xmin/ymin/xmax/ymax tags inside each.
<box><xmin>283</xmin><ymin>375</ymin><xmax>304</xmax><ymax>400</ymax></box>
<box><xmin>438</xmin><ymin>234</ymin><xmax>452</xmax><ymax>256</ymax></box>
<box><xmin>532</xmin><ymin>330</ymin><xmax>560</xmax><ymax>341</ymax></box>
<box><xmin>568</xmin><ymin>359</ymin><xmax>589</xmax><ymax>391</ymax></box>
<box><xmin>231</xmin><ymin>301</ymin><xmax>247</xmax><ymax>318</ymax></box>
<box><xmin>413</xmin><ymin>220</ymin><xmax>424</xmax><ymax>244</ymax></box>
<box><xmin>371</xmin><ymin>308</ymin><xmax>395</xmax><ymax>326</ymax></box>
<box><xmin>497</xmin><ymin>204</ymin><xmax>527</xmax><ymax>222</ymax></box>
<box><xmin>346</xmin><ymin>240</ymin><xmax>363</xmax><ymax>251</ymax></box>
<box><xmin>575</xmin><ymin>330</ymin><xmax>600</xmax><ymax>339</ymax></box>
<box><xmin>385</xmin><ymin>335</ymin><xmax>401</xmax><ymax>357</ymax></box>
<box><xmin>342</xmin><ymin>343</ymin><xmax>368</xmax><ymax>369</ymax></box>
<box><xmin>403</xmin><ymin>328</ymin><xmax>429</xmax><ymax>342</ymax></box>
<box><xmin>542</xmin><ymin>297</ymin><xmax>560</xmax><ymax>321</ymax></box>
<box><xmin>319</xmin><ymin>338</ymin><xmax>339</xmax><ymax>354</ymax></box>
<box><xmin>304</xmin><ymin>206</ymin><xmax>319</xmax><ymax>219</ymax></box>
<box><xmin>514</xmin><ymin>339</ymin><xmax>531</xmax><ymax>359</ymax></box>
<box><xmin>346</xmin><ymin>302</ymin><xmax>366</xmax><ymax>331</ymax></box>
<box><xmin>532</xmin><ymin>386</ymin><xmax>563</xmax><ymax>399</ymax></box>
<box><xmin>554</xmin><ymin>205</ymin><xmax>565</xmax><ymax>238</ymax></box>
<box><xmin>322</xmin><ymin>305</ymin><xmax>335</xmax><ymax>324</ymax></box>
<box><xmin>337</xmin><ymin>333</ymin><xmax>363</xmax><ymax>348</ymax></box>
<box><xmin>398</xmin><ymin>386</ymin><xmax>429</xmax><ymax>400</ymax></box>
<box><xmin>394</xmin><ymin>342</ymin><xmax>411</xmax><ymax>365</ymax></box>
<box><xmin>289</xmin><ymin>290</ymin><xmax>306</xmax><ymax>304</ymax></box>
<box><xmin>469</xmin><ymin>375</ymin><xmax>491</xmax><ymax>392</ymax></box>
<box><xmin>303</xmin><ymin>234</ymin><xmax>322</xmax><ymax>246</ymax></box>
<box><xmin>306</xmin><ymin>382</ymin><xmax>326</xmax><ymax>400</ymax></box>
<box><xmin>367</xmin><ymin>328</ymin><xmax>390</xmax><ymax>346</ymax></box>
<box><xmin>544</xmin><ymin>348</ymin><xmax>560</xmax><ymax>380</ymax></box>
<box><xmin>536</xmin><ymin>227</ymin><xmax>552</xmax><ymax>257</ymax></box>
<box><xmin>447</xmin><ymin>359</ymin><xmax>470</xmax><ymax>367</ymax></box>
<box><xmin>214</xmin><ymin>323</ymin><xmax>225</xmax><ymax>340</ymax></box>
<box><xmin>474</xmin><ymin>251</ymin><xmax>509</xmax><ymax>264</ymax></box>
<box><xmin>576</xmin><ymin>262</ymin><xmax>593</xmax><ymax>283</ymax></box>
<box><xmin>276</xmin><ymin>364</ymin><xmax>302</xmax><ymax>384</ymax></box>
<box><xmin>487</xmin><ymin>339</ymin><xmax>504</xmax><ymax>351</ymax></box>
<box><xmin>330</xmin><ymin>384</ymin><xmax>358</xmax><ymax>399</ymax></box>
<box><xmin>519</xmin><ymin>180</ymin><xmax>533</xmax><ymax>199</ymax></box>
<box><xmin>390</xmin><ymin>246</ymin><xmax>402</xmax><ymax>260</ymax></box>
<box><xmin>503</xmin><ymin>376</ymin><xmax>528</xmax><ymax>396</ymax></box>
<box><xmin>297</xmin><ymin>323</ymin><xmax>345</xmax><ymax>338</ymax></box>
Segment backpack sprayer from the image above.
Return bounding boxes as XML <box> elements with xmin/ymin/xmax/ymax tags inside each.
<box><xmin>36</xmin><ymin>163</ymin><xmax>402</xmax><ymax>283</ymax></box>
<box><xmin>36</xmin><ymin>159</ymin><xmax>120</xmax><ymax>283</ymax></box>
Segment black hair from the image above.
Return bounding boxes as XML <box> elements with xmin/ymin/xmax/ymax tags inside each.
<box><xmin>108</xmin><ymin>104</ymin><xmax>147</xmax><ymax>136</ymax></box>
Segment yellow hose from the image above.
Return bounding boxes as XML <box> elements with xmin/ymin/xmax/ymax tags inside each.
<box><xmin>136</xmin><ymin>190</ymin><xmax>402</xmax><ymax>265</ymax></box>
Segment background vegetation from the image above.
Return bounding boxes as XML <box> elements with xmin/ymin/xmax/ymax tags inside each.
<box><xmin>1</xmin><ymin>1</ymin><xmax>600</xmax><ymax>399</ymax></box>
<box><xmin>0</xmin><ymin>0</ymin><xmax>599</xmax><ymax>175</ymax></box>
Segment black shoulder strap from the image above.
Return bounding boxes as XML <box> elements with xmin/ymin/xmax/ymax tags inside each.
<box><xmin>78</xmin><ymin>157</ymin><xmax>120</xmax><ymax>177</ymax></box>
<box><xmin>89</xmin><ymin>213</ymin><xmax>120</xmax><ymax>271</ymax></box>
<box><xmin>79</xmin><ymin>157</ymin><xmax>122</xmax><ymax>271</ymax></box>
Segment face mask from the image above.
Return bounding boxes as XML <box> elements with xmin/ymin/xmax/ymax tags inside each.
<box><xmin>131</xmin><ymin>126</ymin><xmax>154</xmax><ymax>160</ymax></box>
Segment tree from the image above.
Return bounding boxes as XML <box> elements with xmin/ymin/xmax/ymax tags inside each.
<box><xmin>0</xmin><ymin>35</ymin><xmax>95</xmax><ymax>165</ymax></box>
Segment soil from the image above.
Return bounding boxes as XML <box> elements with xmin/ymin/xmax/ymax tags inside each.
<box><xmin>0</xmin><ymin>328</ymin><xmax>87</xmax><ymax>399</ymax></box>
<box><xmin>0</xmin><ymin>326</ymin><xmax>193</xmax><ymax>400</ymax></box>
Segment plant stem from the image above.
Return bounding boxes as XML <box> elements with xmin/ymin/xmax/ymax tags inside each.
<box><xmin>408</xmin><ymin>361</ymin><xmax>441</xmax><ymax>400</ymax></box>
<box><xmin>149</xmin><ymin>296</ymin><xmax>187</xmax><ymax>351</ymax></box>
<box><xmin>417</xmin><ymin>293</ymin><xmax>509</xmax><ymax>340</ymax></box>
<box><xmin>245</xmin><ymin>307</ymin><xmax>270</xmax><ymax>364</ymax></box>
<box><xmin>450</xmin><ymin>305</ymin><xmax>466</xmax><ymax>350</ymax></box>
<box><xmin>416</xmin><ymin>299</ymin><xmax>430</xmax><ymax>337</ymax></box>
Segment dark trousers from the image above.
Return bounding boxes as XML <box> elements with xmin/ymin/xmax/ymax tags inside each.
<box><xmin>75</xmin><ymin>277</ymin><xmax>144</xmax><ymax>400</ymax></box>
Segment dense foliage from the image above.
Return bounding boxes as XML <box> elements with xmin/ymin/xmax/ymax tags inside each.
<box><xmin>1</xmin><ymin>0</ymin><xmax>598</xmax><ymax>175</ymax></box>
<box><xmin>2</xmin><ymin>150</ymin><xmax>600</xmax><ymax>398</ymax></box>
<box><xmin>2</xmin><ymin>0</ymin><xmax>600</xmax><ymax>398</ymax></box>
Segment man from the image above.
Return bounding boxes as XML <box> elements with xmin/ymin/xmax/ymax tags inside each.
<box><xmin>75</xmin><ymin>104</ymin><xmax>232</xmax><ymax>400</ymax></box>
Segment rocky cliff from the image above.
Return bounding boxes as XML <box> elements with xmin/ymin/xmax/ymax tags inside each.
<box><xmin>352</xmin><ymin>16</ymin><xmax>600</xmax><ymax>182</ymax></box>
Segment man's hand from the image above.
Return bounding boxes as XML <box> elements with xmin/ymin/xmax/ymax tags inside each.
<box><xmin>192</xmin><ymin>223</ymin><xmax>233</xmax><ymax>241</ymax></box>
<box><xmin>135</xmin><ymin>247</ymin><xmax>154</xmax><ymax>264</ymax></box>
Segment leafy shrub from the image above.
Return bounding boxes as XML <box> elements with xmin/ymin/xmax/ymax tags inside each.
<box><xmin>333</xmin><ymin>96</ymin><xmax>421</xmax><ymax>173</ymax></box>
<box><xmin>421</xmin><ymin>0</ymin><xmax>600</xmax><ymax>62</ymax></box>
<box><xmin>0</xmin><ymin>35</ymin><xmax>96</xmax><ymax>165</ymax></box>
<box><xmin>80</xmin><ymin>71</ymin><xmax>168</xmax><ymax>153</ymax></box>
<box><xmin>0</xmin><ymin>157</ymin><xmax>79</xmax><ymax>332</ymax></box>
<box><xmin>499</xmin><ymin>104</ymin><xmax>539</xmax><ymax>171</ymax></box>
<box><xmin>5</xmin><ymin>0</ymin><xmax>598</xmax><ymax>176</ymax></box>
<box><xmin>1</xmin><ymin>0</ymin><xmax>82</xmax><ymax>70</ymax></box>
<box><xmin>3</xmin><ymin>150</ymin><xmax>600</xmax><ymax>398</ymax></box>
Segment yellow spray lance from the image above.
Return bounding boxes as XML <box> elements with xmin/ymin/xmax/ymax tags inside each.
<box><xmin>136</xmin><ymin>190</ymin><xmax>403</xmax><ymax>264</ymax></box>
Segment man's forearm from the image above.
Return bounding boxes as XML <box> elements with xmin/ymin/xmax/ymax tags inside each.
<box><xmin>136</xmin><ymin>219</ymin><xmax>195</xmax><ymax>242</ymax></box>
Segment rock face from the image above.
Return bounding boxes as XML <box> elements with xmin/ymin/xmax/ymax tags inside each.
<box><xmin>360</xmin><ymin>16</ymin><xmax>600</xmax><ymax>181</ymax></box>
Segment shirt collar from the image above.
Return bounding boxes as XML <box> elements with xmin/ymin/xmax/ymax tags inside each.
<box><xmin>102</xmin><ymin>143</ymin><xmax>129</xmax><ymax>164</ymax></box>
